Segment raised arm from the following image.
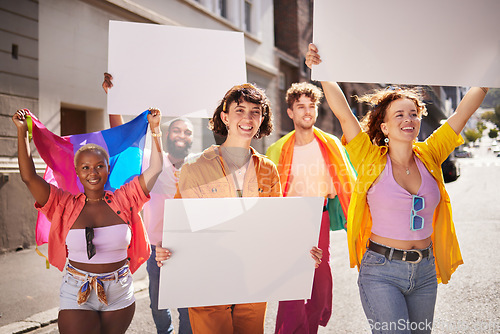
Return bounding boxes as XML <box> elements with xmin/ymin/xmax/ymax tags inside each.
<box><xmin>102</xmin><ymin>72</ymin><xmax>124</xmax><ymax>128</ymax></box>
<box><xmin>139</xmin><ymin>108</ymin><xmax>164</xmax><ymax>196</ymax></box>
<box><xmin>12</xmin><ymin>109</ymin><xmax>50</xmax><ymax>206</ymax></box>
<box><xmin>305</xmin><ymin>44</ymin><xmax>362</xmax><ymax>143</ymax></box>
<box><xmin>109</xmin><ymin>115</ymin><xmax>124</xmax><ymax>128</ymax></box>
<box><xmin>447</xmin><ymin>87</ymin><xmax>488</xmax><ymax>135</ymax></box>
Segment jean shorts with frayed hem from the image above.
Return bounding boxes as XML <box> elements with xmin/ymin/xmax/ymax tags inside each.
<box><xmin>59</xmin><ymin>263</ymin><xmax>135</xmax><ymax>311</ymax></box>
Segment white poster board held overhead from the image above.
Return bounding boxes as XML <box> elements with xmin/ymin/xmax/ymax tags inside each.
<box><xmin>107</xmin><ymin>21</ymin><xmax>247</xmax><ymax>117</ymax></box>
<box><xmin>312</xmin><ymin>0</ymin><xmax>500</xmax><ymax>88</ymax></box>
<box><xmin>158</xmin><ymin>197</ymin><xmax>324</xmax><ymax>309</ymax></box>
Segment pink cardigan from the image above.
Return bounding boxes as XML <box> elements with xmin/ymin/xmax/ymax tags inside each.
<box><xmin>35</xmin><ymin>176</ymin><xmax>151</xmax><ymax>273</ymax></box>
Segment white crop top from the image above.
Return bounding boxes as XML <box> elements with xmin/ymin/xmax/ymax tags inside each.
<box><xmin>66</xmin><ymin>224</ymin><xmax>131</xmax><ymax>264</ymax></box>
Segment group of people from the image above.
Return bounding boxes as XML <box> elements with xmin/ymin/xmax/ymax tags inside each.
<box><xmin>13</xmin><ymin>43</ymin><xmax>488</xmax><ymax>334</ymax></box>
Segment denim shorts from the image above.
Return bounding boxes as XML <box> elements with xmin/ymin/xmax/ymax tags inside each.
<box><xmin>59</xmin><ymin>264</ymin><xmax>135</xmax><ymax>311</ymax></box>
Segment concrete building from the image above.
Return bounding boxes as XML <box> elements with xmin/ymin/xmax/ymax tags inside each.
<box><xmin>0</xmin><ymin>0</ymin><xmax>458</xmax><ymax>252</ymax></box>
<box><xmin>0</xmin><ymin>0</ymin><xmax>40</xmax><ymax>252</ymax></box>
<box><xmin>0</xmin><ymin>0</ymin><xmax>277</xmax><ymax>252</ymax></box>
<box><xmin>272</xmin><ymin>0</ymin><xmax>382</xmax><ymax>138</ymax></box>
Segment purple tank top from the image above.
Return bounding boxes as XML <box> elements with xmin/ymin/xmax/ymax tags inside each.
<box><xmin>367</xmin><ymin>155</ymin><xmax>440</xmax><ymax>240</ymax></box>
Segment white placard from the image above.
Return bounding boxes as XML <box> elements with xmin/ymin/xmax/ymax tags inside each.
<box><xmin>158</xmin><ymin>197</ymin><xmax>324</xmax><ymax>309</ymax></box>
<box><xmin>312</xmin><ymin>0</ymin><xmax>500</xmax><ymax>88</ymax></box>
<box><xmin>107</xmin><ymin>21</ymin><xmax>247</xmax><ymax>116</ymax></box>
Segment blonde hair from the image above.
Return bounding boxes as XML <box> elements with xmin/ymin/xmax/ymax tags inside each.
<box><xmin>74</xmin><ymin>144</ymin><xmax>110</xmax><ymax>167</ymax></box>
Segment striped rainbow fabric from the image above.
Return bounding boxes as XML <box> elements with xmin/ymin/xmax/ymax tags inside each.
<box><xmin>266</xmin><ymin>127</ymin><xmax>356</xmax><ymax>220</ymax></box>
<box><xmin>27</xmin><ymin>110</ymin><xmax>149</xmax><ymax>246</ymax></box>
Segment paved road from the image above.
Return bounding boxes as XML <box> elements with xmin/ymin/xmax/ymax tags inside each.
<box><xmin>2</xmin><ymin>143</ymin><xmax>499</xmax><ymax>334</ymax></box>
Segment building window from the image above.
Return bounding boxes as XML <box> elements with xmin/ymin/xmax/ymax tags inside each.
<box><xmin>219</xmin><ymin>0</ymin><xmax>227</xmax><ymax>18</ymax></box>
<box><xmin>194</xmin><ymin>0</ymin><xmax>259</xmax><ymax>35</ymax></box>
<box><xmin>12</xmin><ymin>44</ymin><xmax>19</xmax><ymax>59</ymax></box>
<box><xmin>278</xmin><ymin>71</ymin><xmax>286</xmax><ymax>90</ymax></box>
<box><xmin>61</xmin><ymin>108</ymin><xmax>87</xmax><ymax>136</ymax></box>
<box><xmin>244</xmin><ymin>0</ymin><xmax>252</xmax><ymax>32</ymax></box>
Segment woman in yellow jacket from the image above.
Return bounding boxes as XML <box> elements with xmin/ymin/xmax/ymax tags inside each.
<box><xmin>306</xmin><ymin>44</ymin><xmax>488</xmax><ymax>333</ymax></box>
<box><xmin>157</xmin><ymin>83</ymin><xmax>323</xmax><ymax>334</ymax></box>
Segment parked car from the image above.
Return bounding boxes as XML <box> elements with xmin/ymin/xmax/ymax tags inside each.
<box><xmin>442</xmin><ymin>155</ymin><xmax>460</xmax><ymax>183</ymax></box>
<box><xmin>455</xmin><ymin>150</ymin><xmax>472</xmax><ymax>158</ymax></box>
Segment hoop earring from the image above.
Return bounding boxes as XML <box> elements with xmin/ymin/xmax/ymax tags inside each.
<box><xmin>254</xmin><ymin>128</ymin><xmax>260</xmax><ymax>139</ymax></box>
<box><xmin>384</xmin><ymin>137</ymin><xmax>389</xmax><ymax>145</ymax></box>
<box><xmin>225</xmin><ymin>123</ymin><xmax>230</xmax><ymax>131</ymax></box>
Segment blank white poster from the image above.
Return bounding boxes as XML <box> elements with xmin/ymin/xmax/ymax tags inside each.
<box><xmin>107</xmin><ymin>21</ymin><xmax>247</xmax><ymax>116</ymax></box>
<box><xmin>158</xmin><ymin>196</ymin><xmax>324</xmax><ymax>309</ymax></box>
<box><xmin>312</xmin><ymin>0</ymin><xmax>500</xmax><ymax>87</ymax></box>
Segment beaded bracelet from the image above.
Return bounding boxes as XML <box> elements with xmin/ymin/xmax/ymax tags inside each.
<box><xmin>151</xmin><ymin>131</ymin><xmax>162</xmax><ymax>138</ymax></box>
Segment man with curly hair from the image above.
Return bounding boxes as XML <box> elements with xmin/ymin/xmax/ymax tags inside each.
<box><xmin>266</xmin><ymin>82</ymin><xmax>356</xmax><ymax>334</ymax></box>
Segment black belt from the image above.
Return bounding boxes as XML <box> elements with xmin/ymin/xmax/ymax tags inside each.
<box><xmin>368</xmin><ymin>241</ymin><xmax>431</xmax><ymax>264</ymax></box>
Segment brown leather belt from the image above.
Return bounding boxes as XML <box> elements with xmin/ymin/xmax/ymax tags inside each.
<box><xmin>368</xmin><ymin>241</ymin><xmax>431</xmax><ymax>264</ymax></box>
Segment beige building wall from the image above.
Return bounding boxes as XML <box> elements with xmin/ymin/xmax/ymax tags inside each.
<box><xmin>0</xmin><ymin>0</ymin><xmax>39</xmax><ymax>252</ymax></box>
<box><xmin>39</xmin><ymin>0</ymin><xmax>277</xmax><ymax>151</ymax></box>
<box><xmin>1</xmin><ymin>0</ymin><xmax>277</xmax><ymax>252</ymax></box>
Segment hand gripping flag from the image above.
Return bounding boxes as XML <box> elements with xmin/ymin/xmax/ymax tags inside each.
<box><xmin>26</xmin><ymin>110</ymin><xmax>149</xmax><ymax>251</ymax></box>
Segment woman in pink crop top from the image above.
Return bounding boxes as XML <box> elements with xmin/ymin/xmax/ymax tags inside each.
<box><xmin>306</xmin><ymin>44</ymin><xmax>488</xmax><ymax>334</ymax></box>
<box><xmin>13</xmin><ymin>108</ymin><xmax>164</xmax><ymax>334</ymax></box>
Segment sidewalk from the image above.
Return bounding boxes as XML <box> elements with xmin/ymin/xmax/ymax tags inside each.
<box><xmin>0</xmin><ymin>245</ymin><xmax>148</xmax><ymax>334</ymax></box>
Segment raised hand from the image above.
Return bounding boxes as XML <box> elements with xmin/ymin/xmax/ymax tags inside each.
<box><xmin>305</xmin><ymin>43</ymin><xmax>322</xmax><ymax>69</ymax></box>
<box><xmin>102</xmin><ymin>72</ymin><xmax>113</xmax><ymax>93</ymax></box>
<box><xmin>147</xmin><ymin>107</ymin><xmax>162</xmax><ymax>130</ymax></box>
<box><xmin>13</xmin><ymin>108</ymin><xmax>51</xmax><ymax>206</ymax></box>
<box><xmin>12</xmin><ymin>109</ymin><xmax>30</xmax><ymax>130</ymax></box>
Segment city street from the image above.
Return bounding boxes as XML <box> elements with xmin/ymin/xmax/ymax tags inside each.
<box><xmin>2</xmin><ymin>2</ymin><xmax>499</xmax><ymax>333</ymax></box>
<box><xmin>2</xmin><ymin>140</ymin><xmax>499</xmax><ymax>334</ymax></box>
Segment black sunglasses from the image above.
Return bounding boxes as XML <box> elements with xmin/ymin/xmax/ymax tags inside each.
<box><xmin>85</xmin><ymin>227</ymin><xmax>96</xmax><ymax>260</ymax></box>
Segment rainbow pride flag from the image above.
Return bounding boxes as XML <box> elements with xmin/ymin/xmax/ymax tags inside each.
<box><xmin>27</xmin><ymin>110</ymin><xmax>149</xmax><ymax>246</ymax></box>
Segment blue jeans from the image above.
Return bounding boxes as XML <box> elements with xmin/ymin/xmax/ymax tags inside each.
<box><xmin>358</xmin><ymin>248</ymin><xmax>438</xmax><ymax>334</ymax></box>
<box><xmin>147</xmin><ymin>245</ymin><xmax>192</xmax><ymax>334</ymax></box>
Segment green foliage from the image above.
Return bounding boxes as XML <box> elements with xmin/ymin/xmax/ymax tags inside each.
<box><xmin>476</xmin><ymin>121</ymin><xmax>487</xmax><ymax>135</ymax></box>
<box><xmin>496</xmin><ymin>105</ymin><xmax>500</xmax><ymax>128</ymax></box>
<box><xmin>488</xmin><ymin>128</ymin><xmax>498</xmax><ymax>139</ymax></box>
<box><xmin>481</xmin><ymin>108</ymin><xmax>500</xmax><ymax>129</ymax></box>
<box><xmin>463</xmin><ymin>129</ymin><xmax>482</xmax><ymax>144</ymax></box>
<box><xmin>481</xmin><ymin>110</ymin><xmax>497</xmax><ymax>123</ymax></box>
